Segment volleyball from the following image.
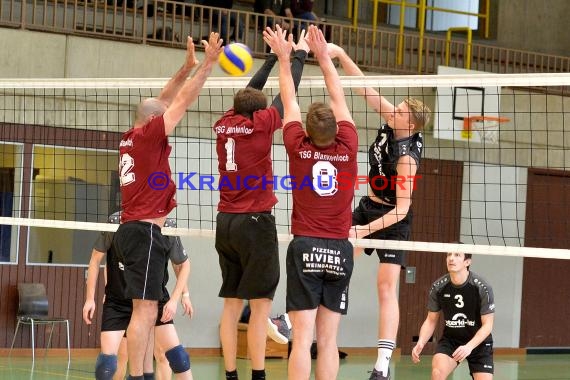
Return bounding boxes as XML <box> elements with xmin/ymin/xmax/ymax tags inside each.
<box><xmin>218</xmin><ymin>43</ymin><xmax>253</xmax><ymax>76</ymax></box>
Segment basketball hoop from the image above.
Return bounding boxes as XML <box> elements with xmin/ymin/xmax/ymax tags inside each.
<box><xmin>462</xmin><ymin>116</ymin><xmax>510</xmax><ymax>144</ymax></box>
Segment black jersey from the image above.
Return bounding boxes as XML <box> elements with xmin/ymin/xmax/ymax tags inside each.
<box><xmin>368</xmin><ymin>124</ymin><xmax>423</xmax><ymax>204</ymax></box>
<box><xmin>428</xmin><ymin>271</ymin><xmax>495</xmax><ymax>345</ymax></box>
<box><xmin>93</xmin><ymin>212</ymin><xmax>188</xmax><ymax>302</ymax></box>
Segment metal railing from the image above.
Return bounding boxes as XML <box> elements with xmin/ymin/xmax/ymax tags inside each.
<box><xmin>1</xmin><ymin>0</ymin><xmax>569</xmax><ymax>75</ymax></box>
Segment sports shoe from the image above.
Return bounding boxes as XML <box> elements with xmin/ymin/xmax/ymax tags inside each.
<box><xmin>267</xmin><ymin>314</ymin><xmax>291</xmax><ymax>344</ymax></box>
<box><xmin>368</xmin><ymin>368</ymin><xmax>390</xmax><ymax>380</ymax></box>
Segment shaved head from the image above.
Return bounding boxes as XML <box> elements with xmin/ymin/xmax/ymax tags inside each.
<box><xmin>135</xmin><ymin>98</ymin><xmax>167</xmax><ymax>126</ymax></box>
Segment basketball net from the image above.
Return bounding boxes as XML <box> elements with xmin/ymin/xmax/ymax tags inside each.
<box><xmin>462</xmin><ymin>116</ymin><xmax>510</xmax><ymax>144</ymax></box>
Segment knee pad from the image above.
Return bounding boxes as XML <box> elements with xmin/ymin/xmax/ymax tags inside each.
<box><xmin>165</xmin><ymin>345</ymin><xmax>191</xmax><ymax>373</ymax></box>
<box><xmin>95</xmin><ymin>353</ymin><xmax>117</xmax><ymax>380</ymax></box>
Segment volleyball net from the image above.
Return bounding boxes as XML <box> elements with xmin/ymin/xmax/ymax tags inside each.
<box><xmin>0</xmin><ymin>72</ymin><xmax>569</xmax><ymax>265</ymax></box>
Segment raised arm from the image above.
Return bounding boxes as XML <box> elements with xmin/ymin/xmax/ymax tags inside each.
<box><xmin>263</xmin><ymin>25</ymin><xmax>301</xmax><ymax>125</ymax></box>
<box><xmin>328</xmin><ymin>43</ymin><xmax>395</xmax><ymax>121</ymax></box>
<box><xmin>157</xmin><ymin>37</ymin><xmax>199</xmax><ymax>106</ymax></box>
<box><xmin>271</xmin><ymin>29</ymin><xmax>309</xmax><ymax>118</ymax></box>
<box><xmin>163</xmin><ymin>32</ymin><xmax>223</xmax><ymax>135</ymax></box>
<box><xmin>411</xmin><ymin>311</ymin><xmax>439</xmax><ymax>363</ymax></box>
<box><xmin>83</xmin><ymin>248</ymin><xmax>105</xmax><ymax>325</ymax></box>
<box><xmin>247</xmin><ymin>53</ymin><xmax>278</xmax><ymax>90</ymax></box>
<box><xmin>304</xmin><ymin>26</ymin><xmax>352</xmax><ymax>124</ymax></box>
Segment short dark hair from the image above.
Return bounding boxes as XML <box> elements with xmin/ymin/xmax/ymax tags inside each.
<box><xmin>306</xmin><ymin>102</ymin><xmax>337</xmax><ymax>147</ymax></box>
<box><xmin>234</xmin><ymin>87</ymin><xmax>267</xmax><ymax>119</ymax></box>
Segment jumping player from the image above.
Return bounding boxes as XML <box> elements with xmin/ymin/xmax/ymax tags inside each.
<box><xmin>327</xmin><ymin>43</ymin><xmax>431</xmax><ymax>380</ymax></box>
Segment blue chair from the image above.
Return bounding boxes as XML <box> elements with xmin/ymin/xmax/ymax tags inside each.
<box><xmin>9</xmin><ymin>283</ymin><xmax>71</xmax><ymax>366</ymax></box>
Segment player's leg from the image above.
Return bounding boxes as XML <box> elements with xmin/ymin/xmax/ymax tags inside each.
<box><xmin>371</xmin><ymin>204</ymin><xmax>411</xmax><ymax>379</ymax></box>
<box><xmin>373</xmin><ymin>261</ymin><xmax>401</xmax><ymax>376</ymax></box>
<box><xmin>467</xmin><ymin>341</ymin><xmax>494</xmax><ymax>380</ymax></box>
<box><xmin>99</xmin><ymin>299</ymin><xmax>131</xmax><ymax>380</ymax></box>
<box><xmin>314</xmin><ymin>237</ymin><xmax>353</xmax><ymax>380</ymax></box>
<box><xmin>220</xmin><ymin>298</ymin><xmax>244</xmax><ymax>376</ymax></box>
<box><xmin>285</xmin><ymin>236</ymin><xmax>322</xmax><ymax>380</ymax></box>
<box><xmin>143</xmin><ymin>328</ymin><xmax>155</xmax><ymax>379</ymax></box>
<box><xmin>97</xmin><ymin>330</ymin><xmax>124</xmax><ymax>380</ymax></box>
<box><xmin>314</xmin><ymin>306</ymin><xmax>341</xmax><ymax>380</ymax></box>
<box><xmin>127</xmin><ymin>301</ymin><xmax>158</xmax><ymax>377</ymax></box>
<box><xmin>238</xmin><ymin>213</ymin><xmax>279</xmax><ymax>378</ymax></box>
<box><xmin>431</xmin><ymin>353</ymin><xmax>458</xmax><ymax>380</ymax></box>
<box><xmin>248</xmin><ymin>298</ymin><xmax>272</xmax><ymax>370</ymax></box>
<box><xmin>288</xmin><ymin>308</ymin><xmax>318</xmax><ymax>380</ymax></box>
<box><xmin>155</xmin><ymin>324</ymin><xmax>192</xmax><ymax>380</ymax></box>
<box><xmin>116</xmin><ymin>222</ymin><xmax>167</xmax><ymax>378</ymax></box>
<box><xmin>472</xmin><ymin>373</ymin><xmax>493</xmax><ymax>380</ymax></box>
<box><xmin>114</xmin><ymin>337</ymin><xmax>128</xmax><ymax>380</ymax></box>
<box><xmin>216</xmin><ymin>213</ymin><xmax>245</xmax><ymax>379</ymax></box>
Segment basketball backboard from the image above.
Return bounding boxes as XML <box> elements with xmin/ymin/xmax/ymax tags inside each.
<box><xmin>433</xmin><ymin>66</ymin><xmax>503</xmax><ymax>143</ymax></box>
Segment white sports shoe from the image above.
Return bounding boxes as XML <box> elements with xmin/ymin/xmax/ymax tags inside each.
<box><xmin>267</xmin><ymin>313</ymin><xmax>291</xmax><ymax>344</ymax></box>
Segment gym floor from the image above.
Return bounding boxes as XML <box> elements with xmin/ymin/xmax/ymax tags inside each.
<box><xmin>1</xmin><ymin>353</ymin><xmax>570</xmax><ymax>379</ymax></box>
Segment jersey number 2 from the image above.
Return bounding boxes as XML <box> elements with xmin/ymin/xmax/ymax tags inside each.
<box><xmin>119</xmin><ymin>153</ymin><xmax>135</xmax><ymax>186</ymax></box>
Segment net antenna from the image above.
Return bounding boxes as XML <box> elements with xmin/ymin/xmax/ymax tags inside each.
<box><xmin>462</xmin><ymin>115</ymin><xmax>510</xmax><ymax>144</ymax></box>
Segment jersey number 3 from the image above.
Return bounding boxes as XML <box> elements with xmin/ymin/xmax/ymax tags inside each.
<box><xmin>454</xmin><ymin>294</ymin><xmax>464</xmax><ymax>308</ymax></box>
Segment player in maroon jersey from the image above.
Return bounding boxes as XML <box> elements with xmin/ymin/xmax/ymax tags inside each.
<box><xmin>328</xmin><ymin>43</ymin><xmax>431</xmax><ymax>380</ymax></box>
<box><xmin>264</xmin><ymin>25</ymin><xmax>358</xmax><ymax>380</ymax></box>
<box><xmin>114</xmin><ymin>33</ymin><xmax>222</xmax><ymax>380</ymax></box>
<box><xmin>213</xmin><ymin>31</ymin><xmax>309</xmax><ymax>380</ymax></box>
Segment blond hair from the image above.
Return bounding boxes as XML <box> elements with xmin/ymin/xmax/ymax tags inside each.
<box><xmin>404</xmin><ymin>98</ymin><xmax>431</xmax><ymax>131</ymax></box>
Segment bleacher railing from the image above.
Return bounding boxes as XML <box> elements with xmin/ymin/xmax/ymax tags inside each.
<box><xmin>1</xmin><ymin>0</ymin><xmax>570</xmax><ymax>74</ymax></box>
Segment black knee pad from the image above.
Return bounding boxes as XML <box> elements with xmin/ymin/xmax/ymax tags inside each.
<box><xmin>95</xmin><ymin>353</ymin><xmax>117</xmax><ymax>380</ymax></box>
<box><xmin>165</xmin><ymin>345</ymin><xmax>191</xmax><ymax>373</ymax></box>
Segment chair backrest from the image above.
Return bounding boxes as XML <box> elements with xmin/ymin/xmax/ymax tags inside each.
<box><xmin>17</xmin><ymin>283</ymin><xmax>49</xmax><ymax>318</ymax></box>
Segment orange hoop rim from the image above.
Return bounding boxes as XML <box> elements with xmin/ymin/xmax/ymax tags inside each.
<box><xmin>463</xmin><ymin>116</ymin><xmax>510</xmax><ymax>131</ymax></box>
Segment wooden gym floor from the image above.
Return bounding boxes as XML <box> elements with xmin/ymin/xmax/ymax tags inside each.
<box><xmin>2</xmin><ymin>350</ymin><xmax>570</xmax><ymax>379</ymax></box>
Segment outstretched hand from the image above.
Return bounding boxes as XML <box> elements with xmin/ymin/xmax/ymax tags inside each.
<box><xmin>263</xmin><ymin>25</ymin><xmax>292</xmax><ymax>59</ymax></box>
<box><xmin>202</xmin><ymin>32</ymin><xmax>223</xmax><ymax>63</ymax></box>
<box><xmin>327</xmin><ymin>43</ymin><xmax>344</xmax><ymax>59</ymax></box>
<box><xmin>185</xmin><ymin>36</ymin><xmax>199</xmax><ymax>70</ymax></box>
<box><xmin>305</xmin><ymin>25</ymin><xmax>328</xmax><ymax>60</ymax></box>
<box><xmin>291</xmin><ymin>29</ymin><xmax>310</xmax><ymax>53</ymax></box>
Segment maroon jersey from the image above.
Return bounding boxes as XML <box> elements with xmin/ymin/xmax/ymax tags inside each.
<box><xmin>119</xmin><ymin>115</ymin><xmax>176</xmax><ymax>222</ymax></box>
<box><xmin>283</xmin><ymin>120</ymin><xmax>358</xmax><ymax>239</ymax></box>
<box><xmin>213</xmin><ymin>107</ymin><xmax>282</xmax><ymax>213</ymax></box>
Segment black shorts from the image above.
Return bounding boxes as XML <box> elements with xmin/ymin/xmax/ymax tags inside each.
<box><xmin>101</xmin><ymin>297</ymin><xmax>132</xmax><ymax>332</ymax></box>
<box><xmin>286</xmin><ymin>236</ymin><xmax>354</xmax><ymax>315</ymax></box>
<box><xmin>113</xmin><ymin>221</ymin><xmax>169</xmax><ymax>301</ymax></box>
<box><xmin>352</xmin><ymin>196</ymin><xmax>412</xmax><ymax>267</ymax></box>
<box><xmin>436</xmin><ymin>336</ymin><xmax>494</xmax><ymax>375</ymax></box>
<box><xmin>215</xmin><ymin>212</ymin><xmax>280</xmax><ymax>300</ymax></box>
<box><xmin>101</xmin><ymin>297</ymin><xmax>173</xmax><ymax>332</ymax></box>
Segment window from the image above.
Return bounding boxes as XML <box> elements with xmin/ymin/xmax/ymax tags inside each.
<box><xmin>27</xmin><ymin>146</ymin><xmax>118</xmax><ymax>265</ymax></box>
<box><xmin>0</xmin><ymin>143</ymin><xmax>23</xmax><ymax>264</ymax></box>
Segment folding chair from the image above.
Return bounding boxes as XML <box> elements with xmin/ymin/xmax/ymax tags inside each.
<box><xmin>9</xmin><ymin>283</ymin><xmax>71</xmax><ymax>366</ymax></box>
